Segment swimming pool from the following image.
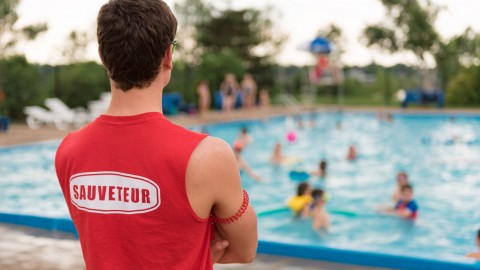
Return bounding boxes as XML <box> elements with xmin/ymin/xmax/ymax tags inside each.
<box><xmin>1</xmin><ymin>112</ymin><xmax>480</xmax><ymax>268</ymax></box>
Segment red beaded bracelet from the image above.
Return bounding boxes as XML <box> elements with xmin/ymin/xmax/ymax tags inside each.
<box><xmin>211</xmin><ymin>190</ymin><xmax>249</xmax><ymax>224</ymax></box>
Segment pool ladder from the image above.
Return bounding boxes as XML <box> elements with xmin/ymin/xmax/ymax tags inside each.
<box><xmin>279</xmin><ymin>93</ymin><xmax>301</xmax><ymax>115</ymax></box>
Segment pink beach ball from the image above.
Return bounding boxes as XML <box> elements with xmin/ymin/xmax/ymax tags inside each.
<box><xmin>286</xmin><ymin>131</ymin><xmax>297</xmax><ymax>142</ymax></box>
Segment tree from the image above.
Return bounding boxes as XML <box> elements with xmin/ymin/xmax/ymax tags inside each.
<box><xmin>317</xmin><ymin>23</ymin><xmax>345</xmax><ymax>58</ymax></box>
<box><xmin>362</xmin><ymin>0</ymin><xmax>440</xmax><ymax>68</ymax></box>
<box><xmin>55</xmin><ymin>62</ymin><xmax>110</xmax><ymax>108</ymax></box>
<box><xmin>435</xmin><ymin>28</ymin><xmax>480</xmax><ymax>89</ymax></box>
<box><xmin>0</xmin><ymin>55</ymin><xmax>47</xmax><ymax>118</ymax></box>
<box><xmin>62</xmin><ymin>31</ymin><xmax>92</xmax><ymax>64</ymax></box>
<box><xmin>362</xmin><ymin>0</ymin><xmax>442</xmax><ymax>104</ymax></box>
<box><xmin>197</xmin><ymin>7</ymin><xmax>285</xmax><ymax>70</ymax></box>
<box><xmin>446</xmin><ymin>66</ymin><xmax>480</xmax><ymax>106</ymax></box>
<box><xmin>173</xmin><ymin>0</ymin><xmax>212</xmax><ymax>65</ymax></box>
<box><xmin>197</xmin><ymin>49</ymin><xmax>244</xmax><ymax>90</ymax></box>
<box><xmin>173</xmin><ymin>2</ymin><xmax>286</xmax><ymax>101</ymax></box>
<box><xmin>196</xmin><ymin>6</ymin><xmax>286</xmax><ymax>93</ymax></box>
<box><xmin>0</xmin><ymin>0</ymin><xmax>48</xmax><ymax>57</ymax></box>
<box><xmin>0</xmin><ymin>0</ymin><xmax>48</xmax><ymax>116</ymax></box>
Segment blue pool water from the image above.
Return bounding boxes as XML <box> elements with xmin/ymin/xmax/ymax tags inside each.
<box><xmin>1</xmin><ymin>112</ymin><xmax>480</xmax><ymax>264</ymax></box>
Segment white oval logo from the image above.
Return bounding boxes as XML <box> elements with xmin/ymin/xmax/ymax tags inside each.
<box><xmin>69</xmin><ymin>171</ymin><xmax>161</xmax><ymax>214</ymax></box>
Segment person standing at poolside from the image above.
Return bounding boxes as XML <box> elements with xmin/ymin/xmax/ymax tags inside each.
<box><xmin>197</xmin><ymin>80</ymin><xmax>211</xmax><ymax>115</ymax></box>
<box><xmin>466</xmin><ymin>229</ymin><xmax>480</xmax><ymax>259</ymax></box>
<box><xmin>241</xmin><ymin>73</ymin><xmax>257</xmax><ymax>109</ymax></box>
<box><xmin>55</xmin><ymin>1</ymin><xmax>257</xmax><ymax>269</ymax></box>
<box><xmin>259</xmin><ymin>88</ymin><xmax>270</xmax><ymax>108</ymax></box>
<box><xmin>258</xmin><ymin>88</ymin><xmax>270</xmax><ymax>122</ymax></box>
<box><xmin>221</xmin><ymin>73</ymin><xmax>239</xmax><ymax>112</ymax></box>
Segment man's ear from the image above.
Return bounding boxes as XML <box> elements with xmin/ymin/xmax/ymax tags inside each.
<box><xmin>162</xmin><ymin>45</ymin><xmax>173</xmax><ymax>70</ymax></box>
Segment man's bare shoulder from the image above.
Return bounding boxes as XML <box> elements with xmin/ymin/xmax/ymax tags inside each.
<box><xmin>189</xmin><ymin>136</ymin><xmax>238</xmax><ymax>182</ymax></box>
<box><xmin>194</xmin><ymin>136</ymin><xmax>234</xmax><ymax>160</ymax></box>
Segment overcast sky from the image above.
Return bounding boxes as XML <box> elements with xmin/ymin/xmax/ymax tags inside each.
<box><xmin>14</xmin><ymin>0</ymin><xmax>480</xmax><ymax>66</ymax></box>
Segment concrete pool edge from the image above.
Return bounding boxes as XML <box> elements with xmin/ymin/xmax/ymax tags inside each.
<box><xmin>1</xmin><ymin>212</ymin><xmax>479</xmax><ymax>270</ymax></box>
<box><xmin>0</xmin><ymin>213</ymin><xmax>77</xmax><ymax>236</ymax></box>
<box><xmin>257</xmin><ymin>240</ymin><xmax>480</xmax><ymax>270</ymax></box>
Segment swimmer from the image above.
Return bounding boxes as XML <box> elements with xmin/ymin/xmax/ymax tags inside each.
<box><xmin>270</xmin><ymin>143</ymin><xmax>299</xmax><ymax>165</ymax></box>
<box><xmin>452</xmin><ymin>134</ymin><xmax>460</xmax><ymax>144</ymax></box>
<box><xmin>386</xmin><ymin>113</ymin><xmax>393</xmax><ymax>123</ymax></box>
<box><xmin>310</xmin><ymin>160</ymin><xmax>327</xmax><ymax>178</ymax></box>
<box><xmin>381</xmin><ymin>184</ymin><xmax>418</xmax><ymax>220</ymax></box>
<box><xmin>466</xmin><ymin>229</ymin><xmax>480</xmax><ymax>259</ymax></box>
<box><xmin>297</xmin><ymin>115</ymin><xmax>304</xmax><ymax>130</ymax></box>
<box><xmin>308</xmin><ymin>112</ymin><xmax>316</xmax><ymax>128</ymax></box>
<box><xmin>378</xmin><ymin>111</ymin><xmax>393</xmax><ymax>123</ymax></box>
<box><xmin>237</xmin><ymin>127</ymin><xmax>253</xmax><ymax>145</ymax></box>
<box><xmin>312</xmin><ymin>189</ymin><xmax>330</xmax><ymax>230</ymax></box>
<box><xmin>287</xmin><ymin>182</ymin><xmax>313</xmax><ymax>218</ymax></box>
<box><xmin>270</xmin><ymin>143</ymin><xmax>287</xmax><ymax>165</ymax></box>
<box><xmin>346</xmin><ymin>145</ymin><xmax>357</xmax><ymax>161</ymax></box>
<box><xmin>392</xmin><ymin>171</ymin><xmax>409</xmax><ymax>202</ymax></box>
<box><xmin>233</xmin><ymin>140</ymin><xmax>261</xmax><ymax>182</ymax></box>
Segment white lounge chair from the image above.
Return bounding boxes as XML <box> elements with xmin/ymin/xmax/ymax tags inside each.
<box><xmin>24</xmin><ymin>106</ymin><xmax>69</xmax><ymax>130</ymax></box>
<box><xmin>44</xmin><ymin>98</ymin><xmax>88</xmax><ymax>128</ymax></box>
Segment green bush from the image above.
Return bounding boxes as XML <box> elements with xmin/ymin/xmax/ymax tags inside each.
<box><xmin>55</xmin><ymin>62</ymin><xmax>110</xmax><ymax>108</ymax></box>
<box><xmin>446</xmin><ymin>66</ymin><xmax>480</xmax><ymax>106</ymax></box>
<box><xmin>197</xmin><ymin>50</ymin><xmax>245</xmax><ymax>91</ymax></box>
<box><xmin>0</xmin><ymin>55</ymin><xmax>47</xmax><ymax>119</ymax></box>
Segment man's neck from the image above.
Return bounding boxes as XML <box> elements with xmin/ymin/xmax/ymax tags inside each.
<box><xmin>104</xmin><ymin>81</ymin><xmax>163</xmax><ymax>116</ymax></box>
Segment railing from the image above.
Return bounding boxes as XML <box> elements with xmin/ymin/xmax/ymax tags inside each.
<box><xmin>278</xmin><ymin>93</ymin><xmax>301</xmax><ymax>114</ymax></box>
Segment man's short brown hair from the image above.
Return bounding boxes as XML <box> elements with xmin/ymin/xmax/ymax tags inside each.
<box><xmin>97</xmin><ymin>0</ymin><xmax>177</xmax><ymax>91</ymax></box>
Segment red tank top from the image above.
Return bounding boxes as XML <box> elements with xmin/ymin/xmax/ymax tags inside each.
<box><xmin>55</xmin><ymin>112</ymin><xmax>212</xmax><ymax>270</ymax></box>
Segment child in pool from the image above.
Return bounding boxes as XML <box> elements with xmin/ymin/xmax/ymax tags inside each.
<box><xmin>287</xmin><ymin>182</ymin><xmax>313</xmax><ymax>218</ymax></box>
<box><xmin>237</xmin><ymin>127</ymin><xmax>253</xmax><ymax>145</ymax></box>
<box><xmin>312</xmin><ymin>189</ymin><xmax>330</xmax><ymax>230</ymax></box>
<box><xmin>233</xmin><ymin>140</ymin><xmax>261</xmax><ymax>182</ymax></box>
<box><xmin>310</xmin><ymin>160</ymin><xmax>327</xmax><ymax>177</ymax></box>
<box><xmin>346</xmin><ymin>145</ymin><xmax>357</xmax><ymax>161</ymax></box>
<box><xmin>381</xmin><ymin>184</ymin><xmax>418</xmax><ymax>220</ymax></box>
<box><xmin>392</xmin><ymin>171</ymin><xmax>409</xmax><ymax>202</ymax></box>
<box><xmin>466</xmin><ymin>229</ymin><xmax>480</xmax><ymax>259</ymax></box>
<box><xmin>270</xmin><ymin>143</ymin><xmax>298</xmax><ymax>165</ymax></box>
<box><xmin>270</xmin><ymin>143</ymin><xmax>285</xmax><ymax>164</ymax></box>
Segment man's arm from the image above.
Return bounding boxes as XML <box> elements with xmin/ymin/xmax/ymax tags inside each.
<box><xmin>186</xmin><ymin>136</ymin><xmax>258</xmax><ymax>264</ymax></box>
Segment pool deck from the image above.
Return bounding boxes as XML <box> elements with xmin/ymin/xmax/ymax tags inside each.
<box><xmin>1</xmin><ymin>105</ymin><xmax>479</xmax><ymax>270</ymax></box>
<box><xmin>0</xmin><ymin>223</ymin><xmax>391</xmax><ymax>270</ymax></box>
